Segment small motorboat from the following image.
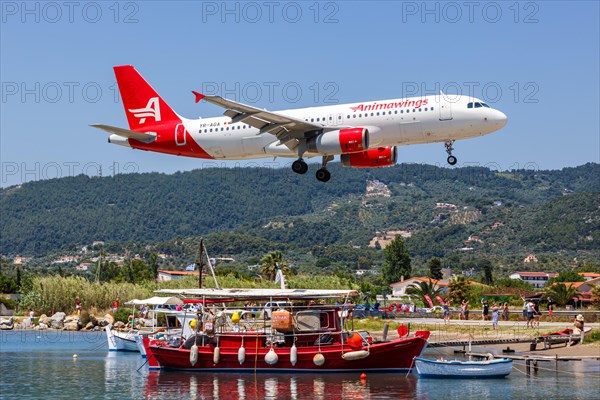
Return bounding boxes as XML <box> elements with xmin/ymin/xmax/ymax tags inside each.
<box><xmin>533</xmin><ymin>327</ymin><xmax>592</xmax><ymax>350</ymax></box>
<box><xmin>414</xmin><ymin>356</ymin><xmax>512</xmax><ymax>378</ymax></box>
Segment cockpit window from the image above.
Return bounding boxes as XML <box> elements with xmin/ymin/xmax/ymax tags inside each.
<box><xmin>468</xmin><ymin>102</ymin><xmax>491</xmax><ymax>109</ymax></box>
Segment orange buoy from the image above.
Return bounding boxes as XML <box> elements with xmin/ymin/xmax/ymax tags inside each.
<box><xmin>360</xmin><ymin>373</ymin><xmax>367</xmax><ymax>380</ymax></box>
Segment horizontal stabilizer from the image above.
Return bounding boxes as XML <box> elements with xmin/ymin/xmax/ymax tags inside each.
<box><xmin>90</xmin><ymin>124</ymin><xmax>156</xmax><ymax>143</ymax></box>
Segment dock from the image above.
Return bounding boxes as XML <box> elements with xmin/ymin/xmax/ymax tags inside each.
<box><xmin>466</xmin><ymin>351</ymin><xmax>600</xmax><ymax>375</ymax></box>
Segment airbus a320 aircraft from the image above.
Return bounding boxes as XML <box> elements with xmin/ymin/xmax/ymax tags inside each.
<box><xmin>92</xmin><ymin>66</ymin><xmax>508</xmax><ymax>182</ymax></box>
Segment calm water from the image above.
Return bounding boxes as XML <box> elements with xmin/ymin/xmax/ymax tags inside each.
<box><xmin>1</xmin><ymin>331</ymin><xmax>599</xmax><ymax>399</ymax></box>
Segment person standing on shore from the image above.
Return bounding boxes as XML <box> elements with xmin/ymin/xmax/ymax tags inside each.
<box><xmin>113</xmin><ymin>298</ymin><xmax>119</xmax><ymax>313</ymax></box>
<box><xmin>491</xmin><ymin>303</ymin><xmax>499</xmax><ymax>330</ymax></box>
<box><xmin>481</xmin><ymin>299</ymin><xmax>489</xmax><ymax>321</ymax></box>
<box><xmin>547</xmin><ymin>297</ymin><xmax>554</xmax><ymax>322</ymax></box>
<box><xmin>443</xmin><ymin>299</ymin><xmax>450</xmax><ymax>324</ymax></box>
<box><xmin>522</xmin><ymin>298</ymin><xmax>528</xmax><ymax>321</ymax></box>
<box><xmin>526</xmin><ymin>301</ymin><xmax>535</xmax><ymax>328</ymax></box>
<box><xmin>27</xmin><ymin>308</ymin><xmax>35</xmax><ymax>327</ymax></box>
<box><xmin>502</xmin><ymin>302</ymin><xmax>509</xmax><ymax>321</ymax></box>
<box><xmin>75</xmin><ymin>297</ymin><xmax>82</xmax><ymax>316</ymax></box>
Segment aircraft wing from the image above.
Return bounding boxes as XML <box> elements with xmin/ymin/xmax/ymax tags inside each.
<box><xmin>192</xmin><ymin>91</ymin><xmax>323</xmax><ymax>148</ymax></box>
<box><xmin>90</xmin><ymin>124</ymin><xmax>157</xmax><ymax>143</ymax></box>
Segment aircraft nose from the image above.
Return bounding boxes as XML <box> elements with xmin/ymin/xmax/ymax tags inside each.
<box><xmin>493</xmin><ymin>110</ymin><xmax>508</xmax><ymax>128</ymax></box>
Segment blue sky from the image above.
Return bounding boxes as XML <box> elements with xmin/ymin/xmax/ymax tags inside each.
<box><xmin>1</xmin><ymin>1</ymin><xmax>598</xmax><ymax>187</ymax></box>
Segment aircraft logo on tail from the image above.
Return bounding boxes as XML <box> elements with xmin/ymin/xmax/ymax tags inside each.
<box><xmin>128</xmin><ymin>97</ymin><xmax>161</xmax><ymax>124</ymax></box>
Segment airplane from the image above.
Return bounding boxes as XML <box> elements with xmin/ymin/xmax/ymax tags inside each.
<box><xmin>92</xmin><ymin>65</ymin><xmax>508</xmax><ymax>182</ymax></box>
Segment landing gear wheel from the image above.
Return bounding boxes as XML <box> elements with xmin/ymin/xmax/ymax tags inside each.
<box><xmin>447</xmin><ymin>155</ymin><xmax>457</xmax><ymax>166</ymax></box>
<box><xmin>292</xmin><ymin>159</ymin><xmax>308</xmax><ymax>175</ymax></box>
<box><xmin>315</xmin><ymin>168</ymin><xmax>331</xmax><ymax>182</ymax></box>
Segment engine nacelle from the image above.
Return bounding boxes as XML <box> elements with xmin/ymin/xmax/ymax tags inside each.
<box><xmin>307</xmin><ymin>128</ymin><xmax>369</xmax><ymax>155</ymax></box>
<box><xmin>340</xmin><ymin>146</ymin><xmax>398</xmax><ymax>168</ymax></box>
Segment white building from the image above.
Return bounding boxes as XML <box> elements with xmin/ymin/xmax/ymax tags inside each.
<box><xmin>389</xmin><ymin>277</ymin><xmax>449</xmax><ymax>297</ymax></box>
<box><xmin>509</xmin><ymin>271</ymin><xmax>558</xmax><ymax>289</ymax></box>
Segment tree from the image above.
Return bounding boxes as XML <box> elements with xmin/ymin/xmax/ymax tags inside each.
<box><xmin>406</xmin><ymin>279</ymin><xmax>444</xmax><ymax>306</ymax></box>
<box><xmin>448</xmin><ymin>275</ymin><xmax>471</xmax><ymax>304</ymax></box>
<box><xmin>545</xmin><ymin>283</ymin><xmax>578</xmax><ymax>306</ymax></box>
<box><xmin>494</xmin><ymin>277</ymin><xmax>534</xmax><ymax>291</ymax></box>
<box><xmin>427</xmin><ymin>258</ymin><xmax>443</xmax><ymax>280</ymax></box>
<box><xmin>260</xmin><ymin>251</ymin><xmax>291</xmax><ymax>281</ymax></box>
<box><xmin>547</xmin><ymin>271</ymin><xmax>585</xmax><ymax>286</ymax></box>
<box><xmin>381</xmin><ymin>237</ymin><xmax>411</xmax><ymax>286</ymax></box>
<box><xmin>481</xmin><ymin>259</ymin><xmax>494</xmax><ymax>285</ymax></box>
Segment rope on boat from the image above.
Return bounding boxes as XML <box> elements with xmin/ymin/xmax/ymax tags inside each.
<box><xmin>136</xmin><ymin>358</ymin><xmax>149</xmax><ymax>373</ymax></box>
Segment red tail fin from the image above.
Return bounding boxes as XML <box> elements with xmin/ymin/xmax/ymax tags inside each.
<box><xmin>114</xmin><ymin>65</ymin><xmax>180</xmax><ymax>131</ymax></box>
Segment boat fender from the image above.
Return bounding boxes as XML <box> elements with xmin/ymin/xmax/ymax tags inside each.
<box><xmin>238</xmin><ymin>346</ymin><xmax>246</xmax><ymax>365</ymax></box>
<box><xmin>213</xmin><ymin>346</ymin><xmax>220</xmax><ymax>364</ymax></box>
<box><xmin>313</xmin><ymin>353</ymin><xmax>325</xmax><ymax>366</ymax></box>
<box><xmin>342</xmin><ymin>350</ymin><xmax>370</xmax><ymax>361</ymax></box>
<box><xmin>265</xmin><ymin>348</ymin><xmax>278</xmax><ymax>365</ymax></box>
<box><xmin>190</xmin><ymin>344</ymin><xmax>198</xmax><ymax>366</ymax></box>
<box><xmin>290</xmin><ymin>344</ymin><xmax>298</xmax><ymax>366</ymax></box>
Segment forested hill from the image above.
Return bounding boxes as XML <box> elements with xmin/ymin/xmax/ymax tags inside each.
<box><xmin>1</xmin><ymin>162</ymin><xmax>598</xmax><ymax>260</ymax></box>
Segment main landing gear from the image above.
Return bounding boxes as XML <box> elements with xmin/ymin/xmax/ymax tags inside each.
<box><xmin>316</xmin><ymin>155</ymin><xmax>333</xmax><ymax>182</ymax></box>
<box><xmin>445</xmin><ymin>140</ymin><xmax>457</xmax><ymax>166</ymax></box>
<box><xmin>292</xmin><ymin>158</ymin><xmax>308</xmax><ymax>175</ymax></box>
<box><xmin>291</xmin><ymin>156</ymin><xmax>333</xmax><ymax>182</ymax></box>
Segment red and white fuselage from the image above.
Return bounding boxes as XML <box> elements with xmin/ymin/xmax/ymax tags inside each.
<box><xmin>93</xmin><ymin>66</ymin><xmax>507</xmax><ymax>180</ymax></box>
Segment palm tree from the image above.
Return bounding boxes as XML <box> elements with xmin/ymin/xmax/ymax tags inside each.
<box><xmin>546</xmin><ymin>283</ymin><xmax>578</xmax><ymax>306</ymax></box>
<box><xmin>260</xmin><ymin>251</ymin><xmax>291</xmax><ymax>282</ymax></box>
<box><xmin>405</xmin><ymin>279</ymin><xmax>444</xmax><ymax>306</ymax></box>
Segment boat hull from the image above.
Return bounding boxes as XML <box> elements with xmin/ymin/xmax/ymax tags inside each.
<box><xmin>415</xmin><ymin>357</ymin><xmax>512</xmax><ymax>378</ymax></box>
<box><xmin>146</xmin><ymin>336</ymin><xmax>427</xmax><ymax>372</ymax></box>
<box><xmin>105</xmin><ymin>325</ymin><xmax>140</xmax><ymax>352</ymax></box>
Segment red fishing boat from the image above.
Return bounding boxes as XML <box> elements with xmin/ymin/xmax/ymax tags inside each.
<box><xmin>143</xmin><ymin>288</ymin><xmax>430</xmax><ymax>372</ymax></box>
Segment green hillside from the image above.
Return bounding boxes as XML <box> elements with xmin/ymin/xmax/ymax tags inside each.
<box><xmin>1</xmin><ymin>163</ymin><xmax>598</xmax><ymax>273</ymax></box>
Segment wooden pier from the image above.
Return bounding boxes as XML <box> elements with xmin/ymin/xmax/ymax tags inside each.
<box><xmin>428</xmin><ymin>337</ymin><xmax>532</xmax><ymax>348</ymax></box>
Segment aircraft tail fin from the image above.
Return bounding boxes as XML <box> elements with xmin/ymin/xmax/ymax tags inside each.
<box><xmin>114</xmin><ymin>65</ymin><xmax>180</xmax><ymax>131</ymax></box>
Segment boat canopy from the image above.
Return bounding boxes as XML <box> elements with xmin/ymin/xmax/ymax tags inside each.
<box><xmin>125</xmin><ymin>296</ymin><xmax>184</xmax><ymax>306</ymax></box>
<box><xmin>155</xmin><ymin>288</ymin><xmax>359</xmax><ymax>300</ymax></box>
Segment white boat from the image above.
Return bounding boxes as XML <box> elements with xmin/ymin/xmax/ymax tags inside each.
<box><xmin>106</xmin><ymin>296</ymin><xmax>186</xmax><ymax>354</ymax></box>
<box><xmin>105</xmin><ymin>324</ymin><xmax>140</xmax><ymax>352</ymax></box>
<box><xmin>414</xmin><ymin>357</ymin><xmax>512</xmax><ymax>378</ymax></box>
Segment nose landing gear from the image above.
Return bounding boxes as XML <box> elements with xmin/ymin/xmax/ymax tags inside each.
<box><xmin>445</xmin><ymin>140</ymin><xmax>457</xmax><ymax>165</ymax></box>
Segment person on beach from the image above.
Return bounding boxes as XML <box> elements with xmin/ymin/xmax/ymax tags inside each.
<box><xmin>75</xmin><ymin>297</ymin><xmax>82</xmax><ymax>316</ymax></box>
<box><xmin>113</xmin><ymin>298</ymin><xmax>119</xmax><ymax>313</ymax></box>
<box><xmin>443</xmin><ymin>299</ymin><xmax>450</xmax><ymax>324</ymax></box>
<box><xmin>533</xmin><ymin>302</ymin><xmax>541</xmax><ymax>328</ymax></box>
<box><xmin>573</xmin><ymin>314</ymin><xmax>585</xmax><ymax>342</ymax></box>
<box><xmin>481</xmin><ymin>299</ymin><xmax>489</xmax><ymax>321</ymax></box>
<box><xmin>547</xmin><ymin>297</ymin><xmax>554</xmax><ymax>322</ymax></box>
<box><xmin>522</xmin><ymin>298</ymin><xmax>528</xmax><ymax>321</ymax></box>
<box><xmin>526</xmin><ymin>301</ymin><xmax>535</xmax><ymax>328</ymax></box>
<box><xmin>459</xmin><ymin>299</ymin><xmax>467</xmax><ymax>320</ymax></box>
<box><xmin>27</xmin><ymin>308</ymin><xmax>35</xmax><ymax>327</ymax></box>
<box><xmin>502</xmin><ymin>302</ymin><xmax>509</xmax><ymax>321</ymax></box>
<box><xmin>491</xmin><ymin>303</ymin><xmax>499</xmax><ymax>330</ymax></box>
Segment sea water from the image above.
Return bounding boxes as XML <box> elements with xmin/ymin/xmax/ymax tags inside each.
<box><xmin>0</xmin><ymin>331</ymin><xmax>598</xmax><ymax>400</ymax></box>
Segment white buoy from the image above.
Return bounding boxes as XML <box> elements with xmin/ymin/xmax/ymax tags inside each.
<box><xmin>313</xmin><ymin>353</ymin><xmax>325</xmax><ymax>366</ymax></box>
<box><xmin>265</xmin><ymin>348</ymin><xmax>278</xmax><ymax>365</ymax></box>
<box><xmin>341</xmin><ymin>350</ymin><xmax>369</xmax><ymax>361</ymax></box>
<box><xmin>238</xmin><ymin>345</ymin><xmax>246</xmax><ymax>365</ymax></box>
<box><xmin>290</xmin><ymin>344</ymin><xmax>298</xmax><ymax>366</ymax></box>
<box><xmin>190</xmin><ymin>344</ymin><xmax>198</xmax><ymax>366</ymax></box>
<box><xmin>213</xmin><ymin>345</ymin><xmax>220</xmax><ymax>364</ymax></box>
<box><xmin>72</xmin><ymin>354</ymin><xmax>78</xmax><ymax>359</ymax></box>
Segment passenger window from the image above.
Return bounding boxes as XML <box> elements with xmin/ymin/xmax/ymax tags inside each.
<box><xmin>353</xmin><ymin>115</ymin><xmax>356</xmax><ymax>118</ymax></box>
<box><xmin>395</xmin><ymin>110</ymin><xmax>398</xmax><ymax>114</ymax></box>
<box><xmin>467</xmin><ymin>102</ymin><xmax>473</xmax><ymax>109</ymax></box>
<box><xmin>346</xmin><ymin>115</ymin><xmax>350</xmax><ymax>119</ymax></box>
<box><xmin>419</xmin><ymin>108</ymin><xmax>422</xmax><ymax>112</ymax></box>
<box><xmin>431</xmin><ymin>107</ymin><xmax>434</xmax><ymax>111</ymax></box>
<box><xmin>311</xmin><ymin>118</ymin><xmax>314</xmax><ymax>122</ymax></box>
<box><xmin>371</xmin><ymin>113</ymin><xmax>374</xmax><ymax>116</ymax></box>
<box><xmin>210</xmin><ymin>128</ymin><xmax>213</xmax><ymax>132</ymax></box>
